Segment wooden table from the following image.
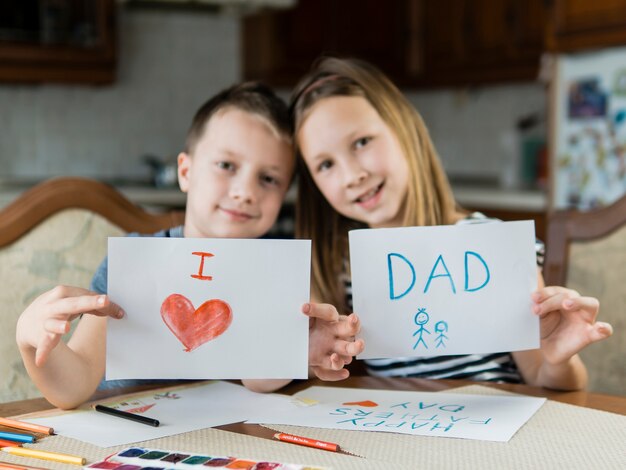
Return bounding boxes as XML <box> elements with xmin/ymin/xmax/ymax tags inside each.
<box><xmin>2</xmin><ymin>376</ymin><xmax>625</xmax><ymax>443</ymax></box>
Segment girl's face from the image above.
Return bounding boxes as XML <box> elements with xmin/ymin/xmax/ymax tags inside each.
<box><xmin>297</xmin><ymin>96</ymin><xmax>409</xmax><ymax>228</ymax></box>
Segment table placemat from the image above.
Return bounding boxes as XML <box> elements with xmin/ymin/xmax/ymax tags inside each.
<box><xmin>262</xmin><ymin>384</ymin><xmax>626</xmax><ymax>469</ymax></box>
<box><xmin>0</xmin><ymin>426</ymin><xmax>384</xmax><ymax>470</ymax></box>
<box><xmin>4</xmin><ymin>385</ymin><xmax>625</xmax><ymax>469</ymax></box>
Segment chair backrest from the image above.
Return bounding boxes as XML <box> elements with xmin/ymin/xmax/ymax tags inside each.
<box><xmin>0</xmin><ymin>177</ymin><xmax>185</xmax><ymax>402</ymax></box>
<box><xmin>544</xmin><ymin>195</ymin><xmax>626</xmax><ymax>395</ymax></box>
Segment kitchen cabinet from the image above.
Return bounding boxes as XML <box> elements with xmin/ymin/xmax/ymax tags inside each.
<box><xmin>421</xmin><ymin>0</ymin><xmax>546</xmax><ymax>86</ymax></box>
<box><xmin>242</xmin><ymin>0</ymin><xmax>547</xmax><ymax>88</ymax></box>
<box><xmin>243</xmin><ymin>0</ymin><xmax>419</xmax><ymax>87</ymax></box>
<box><xmin>546</xmin><ymin>0</ymin><xmax>626</xmax><ymax>52</ymax></box>
<box><xmin>0</xmin><ymin>0</ymin><xmax>116</xmax><ymax>84</ymax></box>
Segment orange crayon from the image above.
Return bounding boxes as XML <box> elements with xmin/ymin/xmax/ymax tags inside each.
<box><xmin>0</xmin><ymin>438</ymin><xmax>22</xmax><ymax>448</ymax></box>
<box><xmin>0</xmin><ymin>462</ymin><xmax>48</xmax><ymax>470</ymax></box>
<box><xmin>273</xmin><ymin>432</ymin><xmax>339</xmax><ymax>452</ymax></box>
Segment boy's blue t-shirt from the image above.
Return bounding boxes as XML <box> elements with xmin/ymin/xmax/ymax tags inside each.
<box><xmin>93</xmin><ymin>225</ymin><xmax>184</xmax><ymax>390</ymax></box>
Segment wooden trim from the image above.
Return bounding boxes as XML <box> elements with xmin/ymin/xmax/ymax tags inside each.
<box><xmin>544</xmin><ymin>195</ymin><xmax>626</xmax><ymax>286</ymax></box>
<box><xmin>0</xmin><ymin>177</ymin><xmax>184</xmax><ymax>247</ymax></box>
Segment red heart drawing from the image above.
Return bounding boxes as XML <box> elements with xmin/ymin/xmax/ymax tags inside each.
<box><xmin>161</xmin><ymin>294</ymin><xmax>233</xmax><ymax>352</ymax></box>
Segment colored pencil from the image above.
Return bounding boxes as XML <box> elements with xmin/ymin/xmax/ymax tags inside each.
<box><xmin>0</xmin><ymin>462</ymin><xmax>48</xmax><ymax>470</ymax></box>
<box><xmin>0</xmin><ymin>438</ymin><xmax>22</xmax><ymax>448</ymax></box>
<box><xmin>0</xmin><ymin>417</ymin><xmax>53</xmax><ymax>436</ymax></box>
<box><xmin>0</xmin><ymin>431</ymin><xmax>34</xmax><ymax>444</ymax></box>
<box><xmin>1</xmin><ymin>446</ymin><xmax>85</xmax><ymax>466</ymax></box>
<box><xmin>94</xmin><ymin>404</ymin><xmax>160</xmax><ymax>427</ymax></box>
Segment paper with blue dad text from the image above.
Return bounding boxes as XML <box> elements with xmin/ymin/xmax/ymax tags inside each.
<box><xmin>107</xmin><ymin>237</ymin><xmax>310</xmax><ymax>380</ymax></box>
<box><xmin>349</xmin><ymin>220</ymin><xmax>539</xmax><ymax>359</ymax></box>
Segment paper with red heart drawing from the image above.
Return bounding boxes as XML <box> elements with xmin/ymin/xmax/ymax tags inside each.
<box><xmin>106</xmin><ymin>237</ymin><xmax>310</xmax><ymax>380</ymax></box>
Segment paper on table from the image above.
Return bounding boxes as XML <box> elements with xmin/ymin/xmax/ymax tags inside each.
<box><xmin>349</xmin><ymin>221</ymin><xmax>539</xmax><ymax>359</ymax></box>
<box><xmin>21</xmin><ymin>381</ymin><xmax>290</xmax><ymax>448</ymax></box>
<box><xmin>247</xmin><ymin>386</ymin><xmax>546</xmax><ymax>442</ymax></box>
<box><xmin>107</xmin><ymin>237</ymin><xmax>310</xmax><ymax>380</ymax></box>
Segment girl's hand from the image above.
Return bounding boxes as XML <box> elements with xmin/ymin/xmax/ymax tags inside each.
<box><xmin>302</xmin><ymin>302</ymin><xmax>365</xmax><ymax>381</ymax></box>
<box><xmin>16</xmin><ymin>285</ymin><xmax>124</xmax><ymax>367</ymax></box>
<box><xmin>532</xmin><ymin>286</ymin><xmax>612</xmax><ymax>365</ymax></box>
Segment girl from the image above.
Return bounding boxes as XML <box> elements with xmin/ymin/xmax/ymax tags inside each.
<box><xmin>290</xmin><ymin>57</ymin><xmax>613</xmax><ymax>390</ymax></box>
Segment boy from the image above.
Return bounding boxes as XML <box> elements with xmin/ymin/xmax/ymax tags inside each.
<box><xmin>16</xmin><ymin>82</ymin><xmax>363</xmax><ymax>410</ymax></box>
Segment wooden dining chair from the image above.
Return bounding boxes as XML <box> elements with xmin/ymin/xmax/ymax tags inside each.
<box><xmin>0</xmin><ymin>177</ymin><xmax>185</xmax><ymax>402</ymax></box>
<box><xmin>544</xmin><ymin>195</ymin><xmax>626</xmax><ymax>395</ymax></box>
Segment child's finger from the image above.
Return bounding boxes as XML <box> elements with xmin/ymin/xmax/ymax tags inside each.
<box><xmin>589</xmin><ymin>322</ymin><xmax>613</xmax><ymax>342</ymax></box>
<box><xmin>35</xmin><ymin>332</ymin><xmax>57</xmax><ymax>367</ymax></box>
<box><xmin>333</xmin><ymin>338</ymin><xmax>364</xmax><ymax>358</ymax></box>
<box><xmin>346</xmin><ymin>338</ymin><xmax>365</xmax><ymax>357</ymax></box>
<box><xmin>532</xmin><ymin>286</ymin><xmax>579</xmax><ymax>303</ymax></box>
<box><xmin>533</xmin><ymin>292</ymin><xmax>575</xmax><ymax>317</ymax></box>
<box><xmin>563</xmin><ymin>295</ymin><xmax>600</xmax><ymax>316</ymax></box>
<box><xmin>312</xmin><ymin>365</ymin><xmax>349</xmax><ymax>381</ymax></box>
<box><xmin>47</xmin><ymin>295</ymin><xmax>124</xmax><ymax>320</ymax></box>
<box><xmin>333</xmin><ymin>313</ymin><xmax>361</xmax><ymax>337</ymax></box>
<box><xmin>302</xmin><ymin>302</ymin><xmax>339</xmax><ymax>322</ymax></box>
<box><xmin>43</xmin><ymin>318</ymin><xmax>70</xmax><ymax>335</ymax></box>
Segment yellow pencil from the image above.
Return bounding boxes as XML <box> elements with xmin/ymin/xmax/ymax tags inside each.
<box><xmin>1</xmin><ymin>446</ymin><xmax>85</xmax><ymax>466</ymax></box>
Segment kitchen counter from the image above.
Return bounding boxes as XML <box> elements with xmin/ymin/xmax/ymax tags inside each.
<box><xmin>452</xmin><ymin>184</ymin><xmax>547</xmax><ymax>212</ymax></box>
<box><xmin>0</xmin><ymin>181</ymin><xmax>546</xmax><ymax>213</ymax></box>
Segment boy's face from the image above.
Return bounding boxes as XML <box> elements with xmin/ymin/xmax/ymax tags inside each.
<box><xmin>178</xmin><ymin>107</ymin><xmax>294</xmax><ymax>239</ymax></box>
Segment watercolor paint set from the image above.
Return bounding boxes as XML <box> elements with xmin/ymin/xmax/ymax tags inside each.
<box><xmin>86</xmin><ymin>447</ymin><xmax>329</xmax><ymax>470</ymax></box>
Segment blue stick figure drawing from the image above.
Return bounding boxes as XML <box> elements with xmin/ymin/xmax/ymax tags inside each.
<box><xmin>412</xmin><ymin>308</ymin><xmax>430</xmax><ymax>350</ymax></box>
<box><xmin>435</xmin><ymin>321</ymin><xmax>449</xmax><ymax>348</ymax></box>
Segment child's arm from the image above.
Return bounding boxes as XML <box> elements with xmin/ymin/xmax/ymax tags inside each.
<box><xmin>16</xmin><ymin>286</ymin><xmax>124</xmax><ymax>409</ymax></box>
<box><xmin>513</xmin><ymin>273</ymin><xmax>612</xmax><ymax>390</ymax></box>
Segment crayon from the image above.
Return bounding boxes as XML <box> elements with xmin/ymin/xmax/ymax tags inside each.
<box><xmin>0</xmin><ymin>417</ymin><xmax>53</xmax><ymax>436</ymax></box>
<box><xmin>0</xmin><ymin>431</ymin><xmax>34</xmax><ymax>444</ymax></box>
<box><xmin>0</xmin><ymin>462</ymin><xmax>48</xmax><ymax>470</ymax></box>
<box><xmin>0</xmin><ymin>438</ymin><xmax>22</xmax><ymax>448</ymax></box>
<box><xmin>273</xmin><ymin>432</ymin><xmax>339</xmax><ymax>452</ymax></box>
<box><xmin>1</xmin><ymin>446</ymin><xmax>86</xmax><ymax>466</ymax></box>
<box><xmin>94</xmin><ymin>404</ymin><xmax>160</xmax><ymax>427</ymax></box>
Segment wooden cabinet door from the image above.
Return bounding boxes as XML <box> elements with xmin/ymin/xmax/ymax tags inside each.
<box><xmin>422</xmin><ymin>0</ymin><xmax>546</xmax><ymax>86</ymax></box>
<box><xmin>546</xmin><ymin>0</ymin><xmax>626</xmax><ymax>51</ymax></box>
<box><xmin>0</xmin><ymin>0</ymin><xmax>116</xmax><ymax>84</ymax></box>
<box><xmin>243</xmin><ymin>0</ymin><xmax>417</xmax><ymax>87</ymax></box>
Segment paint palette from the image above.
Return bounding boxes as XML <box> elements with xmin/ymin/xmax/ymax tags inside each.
<box><xmin>86</xmin><ymin>447</ymin><xmax>328</xmax><ymax>470</ymax></box>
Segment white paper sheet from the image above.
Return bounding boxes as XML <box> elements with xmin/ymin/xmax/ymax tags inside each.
<box><xmin>349</xmin><ymin>221</ymin><xmax>539</xmax><ymax>359</ymax></box>
<box><xmin>107</xmin><ymin>237</ymin><xmax>310</xmax><ymax>379</ymax></box>
<box><xmin>247</xmin><ymin>386</ymin><xmax>546</xmax><ymax>442</ymax></box>
<box><xmin>22</xmin><ymin>381</ymin><xmax>289</xmax><ymax>448</ymax></box>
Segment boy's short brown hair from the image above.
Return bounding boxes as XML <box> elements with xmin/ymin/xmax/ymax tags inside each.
<box><xmin>185</xmin><ymin>82</ymin><xmax>292</xmax><ymax>155</ymax></box>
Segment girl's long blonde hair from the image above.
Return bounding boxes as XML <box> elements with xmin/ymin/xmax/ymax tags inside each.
<box><xmin>290</xmin><ymin>57</ymin><xmax>460</xmax><ymax>312</ymax></box>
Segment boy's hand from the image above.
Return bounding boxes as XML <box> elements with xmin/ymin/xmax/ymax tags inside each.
<box><xmin>302</xmin><ymin>302</ymin><xmax>365</xmax><ymax>381</ymax></box>
<box><xmin>532</xmin><ymin>286</ymin><xmax>612</xmax><ymax>365</ymax></box>
<box><xmin>16</xmin><ymin>285</ymin><xmax>124</xmax><ymax>367</ymax></box>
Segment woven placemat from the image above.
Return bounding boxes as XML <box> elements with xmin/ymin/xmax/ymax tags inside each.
<box><xmin>261</xmin><ymin>385</ymin><xmax>626</xmax><ymax>469</ymax></box>
<box><xmin>4</xmin><ymin>385</ymin><xmax>625</xmax><ymax>469</ymax></box>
